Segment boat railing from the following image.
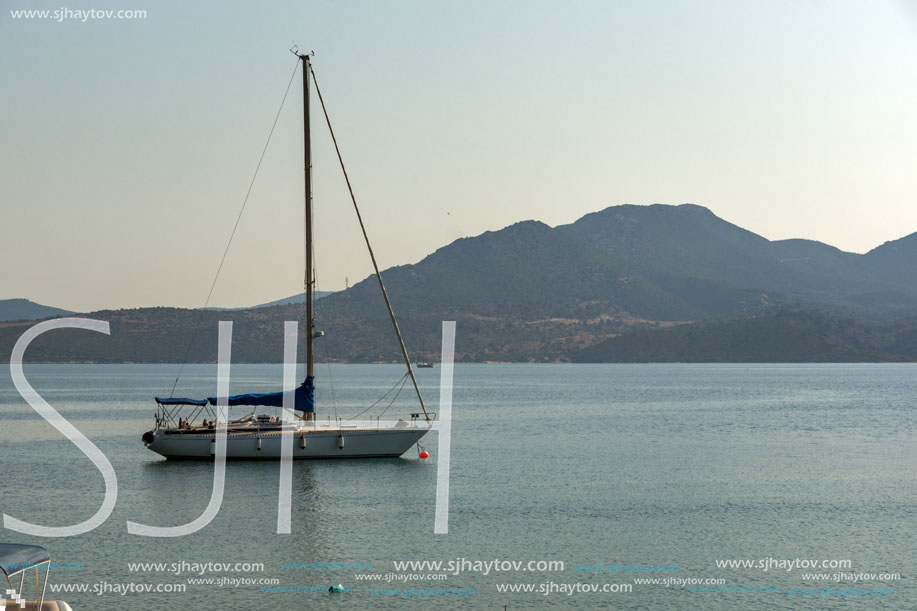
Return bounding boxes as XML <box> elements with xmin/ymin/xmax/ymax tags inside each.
<box><xmin>1</xmin><ymin>543</ymin><xmax>55</xmax><ymax>610</ymax></box>
<box><xmin>153</xmin><ymin>402</ymin><xmax>437</xmax><ymax>432</ymax></box>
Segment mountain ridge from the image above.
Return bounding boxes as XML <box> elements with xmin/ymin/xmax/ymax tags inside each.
<box><xmin>0</xmin><ymin>299</ymin><xmax>74</xmax><ymax>323</ymax></box>
<box><xmin>4</xmin><ymin>203</ymin><xmax>917</xmax><ymax>363</ymax></box>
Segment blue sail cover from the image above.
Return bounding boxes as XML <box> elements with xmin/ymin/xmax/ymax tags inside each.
<box><xmin>154</xmin><ymin>397</ymin><xmax>209</xmax><ymax>406</ymax></box>
<box><xmin>208</xmin><ymin>377</ymin><xmax>314</xmax><ymax>413</ymax></box>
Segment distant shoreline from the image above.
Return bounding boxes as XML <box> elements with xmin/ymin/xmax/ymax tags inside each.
<box><xmin>4</xmin><ymin>359</ymin><xmax>916</xmax><ymax>365</ymax></box>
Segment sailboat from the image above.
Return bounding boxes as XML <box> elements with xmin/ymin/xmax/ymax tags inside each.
<box><xmin>141</xmin><ymin>51</ymin><xmax>434</xmax><ymax>459</ymax></box>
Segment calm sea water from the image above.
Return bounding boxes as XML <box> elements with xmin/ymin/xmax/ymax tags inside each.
<box><xmin>0</xmin><ymin>364</ymin><xmax>914</xmax><ymax>610</ymax></box>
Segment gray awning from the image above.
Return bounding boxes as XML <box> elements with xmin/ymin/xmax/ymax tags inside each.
<box><xmin>0</xmin><ymin>543</ymin><xmax>50</xmax><ymax>577</ymax></box>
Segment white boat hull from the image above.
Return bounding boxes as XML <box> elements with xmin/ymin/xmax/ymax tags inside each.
<box><xmin>144</xmin><ymin>423</ymin><xmax>431</xmax><ymax>460</ymax></box>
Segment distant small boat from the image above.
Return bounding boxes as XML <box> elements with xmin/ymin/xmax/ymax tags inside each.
<box><xmin>416</xmin><ymin>362</ymin><xmax>436</xmax><ymax>368</ymax></box>
<box><xmin>0</xmin><ymin>543</ymin><xmax>72</xmax><ymax>610</ymax></box>
<box><xmin>142</xmin><ymin>51</ymin><xmax>433</xmax><ymax>460</ymax></box>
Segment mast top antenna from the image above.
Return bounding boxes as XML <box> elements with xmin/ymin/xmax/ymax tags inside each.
<box><xmin>289</xmin><ymin>44</ymin><xmax>314</xmax><ymax>58</ymax></box>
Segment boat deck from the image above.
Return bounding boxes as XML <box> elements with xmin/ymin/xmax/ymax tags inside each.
<box><xmin>160</xmin><ymin>421</ymin><xmax>426</xmax><ymax>437</ymax></box>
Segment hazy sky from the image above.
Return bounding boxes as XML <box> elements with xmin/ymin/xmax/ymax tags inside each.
<box><xmin>3</xmin><ymin>0</ymin><xmax>916</xmax><ymax>312</ymax></box>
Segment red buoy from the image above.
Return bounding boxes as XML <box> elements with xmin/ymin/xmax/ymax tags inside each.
<box><xmin>419</xmin><ymin>450</ymin><xmax>430</xmax><ymax>459</ymax></box>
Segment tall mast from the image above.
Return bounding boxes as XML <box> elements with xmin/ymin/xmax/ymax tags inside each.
<box><xmin>301</xmin><ymin>53</ymin><xmax>315</xmax><ymax>382</ymax></box>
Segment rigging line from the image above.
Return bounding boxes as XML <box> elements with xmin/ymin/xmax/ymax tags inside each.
<box><xmin>375</xmin><ymin>375</ymin><xmax>408</xmax><ymax>420</ymax></box>
<box><xmin>308</xmin><ymin>62</ymin><xmax>430</xmax><ymax>421</ymax></box>
<box><xmin>322</xmin><ymin>344</ymin><xmax>338</xmax><ymax>422</ymax></box>
<box><xmin>314</xmin><ymin>276</ymin><xmax>338</xmax><ymax>420</ymax></box>
<box><xmin>168</xmin><ymin>58</ymin><xmax>301</xmax><ymax>398</ymax></box>
<box><xmin>345</xmin><ymin>372</ymin><xmax>409</xmax><ymax>421</ymax></box>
